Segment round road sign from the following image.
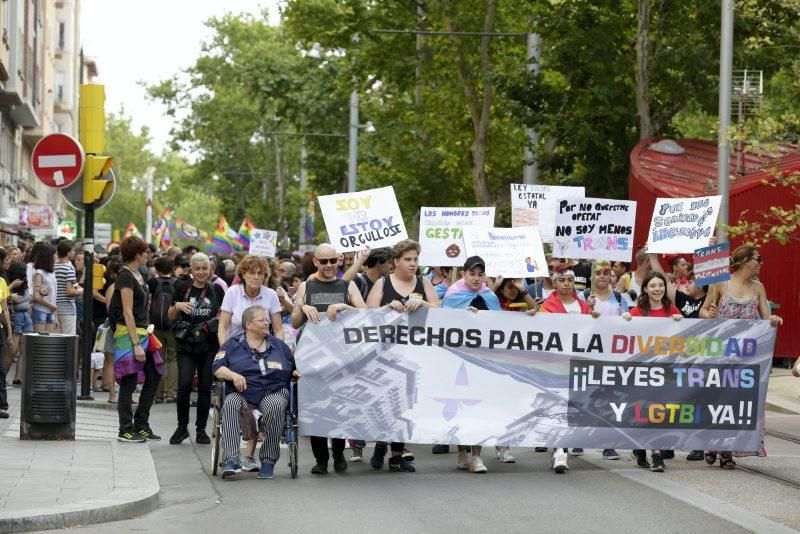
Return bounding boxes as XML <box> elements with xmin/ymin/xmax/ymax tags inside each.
<box><xmin>31</xmin><ymin>133</ymin><xmax>85</xmax><ymax>189</ymax></box>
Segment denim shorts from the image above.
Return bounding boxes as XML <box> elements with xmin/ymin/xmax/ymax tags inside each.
<box><xmin>31</xmin><ymin>308</ymin><xmax>55</xmax><ymax>325</ymax></box>
<box><xmin>13</xmin><ymin>311</ymin><xmax>34</xmax><ymax>334</ymax></box>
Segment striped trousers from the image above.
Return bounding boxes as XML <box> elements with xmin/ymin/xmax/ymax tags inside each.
<box><xmin>221</xmin><ymin>389</ymin><xmax>289</xmax><ymax>464</ymax></box>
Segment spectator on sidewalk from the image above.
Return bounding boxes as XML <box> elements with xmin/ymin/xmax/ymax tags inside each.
<box><xmin>149</xmin><ymin>257</ymin><xmax>178</xmax><ymax>403</ymax></box>
<box><xmin>31</xmin><ymin>243</ymin><xmax>58</xmax><ymax>333</ymax></box>
<box><xmin>55</xmin><ymin>240</ymin><xmax>82</xmax><ymax>335</ymax></box>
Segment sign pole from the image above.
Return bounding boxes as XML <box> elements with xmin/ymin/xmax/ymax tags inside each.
<box><xmin>78</xmin><ymin>201</ymin><xmax>94</xmax><ymax>400</ymax></box>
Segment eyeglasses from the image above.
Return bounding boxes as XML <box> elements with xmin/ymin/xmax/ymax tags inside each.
<box><xmin>750</xmin><ymin>256</ymin><xmax>763</xmax><ymax>264</ymax></box>
<box><xmin>315</xmin><ymin>257</ymin><xmax>338</xmax><ymax>265</ymax></box>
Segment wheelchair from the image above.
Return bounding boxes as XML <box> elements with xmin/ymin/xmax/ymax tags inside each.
<box><xmin>211</xmin><ymin>379</ymin><xmax>299</xmax><ymax>479</ymax></box>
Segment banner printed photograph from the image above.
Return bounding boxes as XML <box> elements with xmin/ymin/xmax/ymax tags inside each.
<box><xmin>510</xmin><ymin>184</ymin><xmax>585</xmax><ymax>242</ymax></box>
<box><xmin>418</xmin><ymin>207</ymin><xmax>496</xmax><ymax>267</ymax></box>
<box><xmin>647</xmin><ymin>195</ymin><xmax>722</xmax><ymax>253</ymax></box>
<box><xmin>463</xmin><ymin>226</ymin><xmax>548</xmax><ymax>278</ymax></box>
<box><xmin>552</xmin><ymin>197</ymin><xmax>637</xmax><ymax>262</ymax></box>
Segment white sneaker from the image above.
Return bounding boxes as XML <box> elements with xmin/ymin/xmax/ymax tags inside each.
<box><xmin>457</xmin><ymin>450</ymin><xmax>470</xmax><ymax>470</ymax></box>
<box><xmin>552</xmin><ymin>449</ymin><xmax>569</xmax><ymax>473</ymax></box>
<box><xmin>469</xmin><ymin>455</ymin><xmax>488</xmax><ymax>473</ymax></box>
<box><xmin>241</xmin><ymin>455</ymin><xmax>260</xmax><ymax>472</ymax></box>
<box><xmin>496</xmin><ymin>447</ymin><xmax>516</xmax><ymax>463</ymax></box>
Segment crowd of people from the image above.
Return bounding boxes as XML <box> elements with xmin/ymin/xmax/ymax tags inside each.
<box><xmin>0</xmin><ymin>234</ymin><xmax>790</xmax><ymax>480</ymax></box>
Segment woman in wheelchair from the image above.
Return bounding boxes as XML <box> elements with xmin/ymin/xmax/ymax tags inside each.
<box><xmin>212</xmin><ymin>305</ymin><xmax>299</xmax><ymax>479</ymax></box>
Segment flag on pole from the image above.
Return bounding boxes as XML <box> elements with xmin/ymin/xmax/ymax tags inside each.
<box><xmin>123</xmin><ymin>222</ymin><xmax>143</xmax><ymax>239</ymax></box>
<box><xmin>236</xmin><ymin>217</ymin><xmax>256</xmax><ymax>249</ymax></box>
<box><xmin>207</xmin><ymin>215</ymin><xmax>238</xmax><ymax>254</ymax></box>
<box><xmin>304</xmin><ymin>193</ymin><xmax>316</xmax><ymax>242</ymax></box>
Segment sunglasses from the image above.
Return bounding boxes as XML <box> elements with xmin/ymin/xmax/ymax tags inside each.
<box><xmin>750</xmin><ymin>256</ymin><xmax>762</xmax><ymax>264</ymax></box>
<box><xmin>315</xmin><ymin>257</ymin><xmax>338</xmax><ymax>265</ymax></box>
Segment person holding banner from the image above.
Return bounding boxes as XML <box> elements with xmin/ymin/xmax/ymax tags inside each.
<box><xmin>365</xmin><ymin>240</ymin><xmax>440</xmax><ymax>473</ymax></box>
<box><xmin>291</xmin><ymin>244</ymin><xmax>367</xmax><ymax>475</ymax></box>
<box><xmin>428</xmin><ymin>266</ymin><xmax>454</xmax><ymax>300</ymax></box>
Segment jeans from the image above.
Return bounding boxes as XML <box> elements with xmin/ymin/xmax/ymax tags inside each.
<box><xmin>177</xmin><ymin>349</ymin><xmax>213</xmax><ymax>431</ymax></box>
<box><xmin>118</xmin><ymin>352</ymin><xmax>161</xmax><ymax>433</ymax></box>
<box><xmin>310</xmin><ymin>436</ymin><xmax>346</xmax><ymax>465</ymax></box>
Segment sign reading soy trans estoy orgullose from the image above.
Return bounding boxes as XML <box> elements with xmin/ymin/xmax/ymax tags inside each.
<box><xmin>295</xmin><ymin>308</ymin><xmax>773</xmax><ymax>451</ymax></box>
<box><xmin>317</xmin><ymin>186</ymin><xmax>409</xmax><ymax>253</ymax></box>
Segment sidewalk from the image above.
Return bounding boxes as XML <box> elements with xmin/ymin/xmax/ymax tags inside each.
<box><xmin>766</xmin><ymin>367</ymin><xmax>800</xmax><ymax>414</ymax></box>
<box><xmin>0</xmin><ymin>388</ymin><xmax>159</xmax><ymax>533</ymax></box>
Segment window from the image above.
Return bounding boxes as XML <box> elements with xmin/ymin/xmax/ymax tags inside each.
<box><xmin>57</xmin><ymin>21</ymin><xmax>65</xmax><ymax>50</ymax></box>
<box><xmin>55</xmin><ymin>70</ymin><xmax>64</xmax><ymax>102</ymax></box>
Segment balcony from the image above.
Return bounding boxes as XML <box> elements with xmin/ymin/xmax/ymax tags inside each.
<box><xmin>10</xmin><ymin>100</ymin><xmax>38</xmax><ymax>129</ymax></box>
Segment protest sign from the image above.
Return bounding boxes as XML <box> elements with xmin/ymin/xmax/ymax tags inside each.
<box><xmin>317</xmin><ymin>186</ymin><xmax>408</xmax><ymax>252</ymax></box>
<box><xmin>418</xmin><ymin>207</ymin><xmax>496</xmax><ymax>266</ymax></box>
<box><xmin>463</xmin><ymin>226</ymin><xmax>548</xmax><ymax>278</ymax></box>
<box><xmin>647</xmin><ymin>195</ymin><xmax>722</xmax><ymax>253</ymax></box>
<box><xmin>693</xmin><ymin>242</ymin><xmax>730</xmax><ymax>285</ymax></box>
<box><xmin>510</xmin><ymin>184</ymin><xmax>585</xmax><ymax>242</ymax></box>
<box><xmin>248</xmin><ymin>229</ymin><xmax>278</xmax><ymax>258</ymax></box>
<box><xmin>552</xmin><ymin>197</ymin><xmax>637</xmax><ymax>262</ymax></box>
<box><xmin>296</xmin><ymin>308</ymin><xmax>773</xmax><ymax>451</ymax></box>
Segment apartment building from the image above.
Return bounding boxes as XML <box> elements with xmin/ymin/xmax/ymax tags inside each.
<box><xmin>0</xmin><ymin>0</ymin><xmax>83</xmax><ymax>244</ymax></box>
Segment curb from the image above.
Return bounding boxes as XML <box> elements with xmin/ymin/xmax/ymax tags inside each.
<box><xmin>0</xmin><ymin>441</ymin><xmax>160</xmax><ymax>533</ymax></box>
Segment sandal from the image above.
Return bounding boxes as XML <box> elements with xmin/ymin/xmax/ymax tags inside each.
<box><xmin>704</xmin><ymin>452</ymin><xmax>717</xmax><ymax>465</ymax></box>
<box><xmin>720</xmin><ymin>455</ymin><xmax>736</xmax><ymax>470</ymax></box>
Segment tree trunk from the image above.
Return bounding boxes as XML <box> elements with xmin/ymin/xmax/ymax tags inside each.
<box><xmin>635</xmin><ymin>0</ymin><xmax>654</xmax><ymax>140</ymax></box>
<box><xmin>470</xmin><ymin>139</ymin><xmax>491</xmax><ymax>206</ymax></box>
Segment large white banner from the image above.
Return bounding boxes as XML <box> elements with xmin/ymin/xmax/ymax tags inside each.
<box><xmin>463</xmin><ymin>226</ymin><xmax>548</xmax><ymax>278</ymax></box>
<box><xmin>510</xmin><ymin>184</ymin><xmax>585</xmax><ymax>242</ymax></box>
<box><xmin>318</xmin><ymin>186</ymin><xmax>409</xmax><ymax>252</ymax></box>
<box><xmin>647</xmin><ymin>195</ymin><xmax>722</xmax><ymax>253</ymax></box>
<box><xmin>418</xmin><ymin>207</ymin><xmax>496</xmax><ymax>267</ymax></box>
<box><xmin>553</xmin><ymin>197</ymin><xmax>637</xmax><ymax>262</ymax></box>
<box><xmin>295</xmin><ymin>308</ymin><xmax>774</xmax><ymax>451</ymax></box>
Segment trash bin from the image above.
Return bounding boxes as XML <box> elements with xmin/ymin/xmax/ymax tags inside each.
<box><xmin>20</xmin><ymin>333</ymin><xmax>78</xmax><ymax>440</ymax></box>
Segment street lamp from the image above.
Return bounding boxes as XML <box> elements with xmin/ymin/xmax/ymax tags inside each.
<box><xmin>131</xmin><ymin>166</ymin><xmax>171</xmax><ymax>244</ymax></box>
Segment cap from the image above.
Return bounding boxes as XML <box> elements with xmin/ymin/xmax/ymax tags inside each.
<box><xmin>463</xmin><ymin>255</ymin><xmax>486</xmax><ymax>271</ymax></box>
<box><xmin>174</xmin><ymin>254</ymin><xmax>190</xmax><ymax>268</ymax></box>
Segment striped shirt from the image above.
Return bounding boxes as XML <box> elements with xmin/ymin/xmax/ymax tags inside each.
<box><xmin>54</xmin><ymin>261</ymin><xmax>77</xmax><ymax>315</ymax></box>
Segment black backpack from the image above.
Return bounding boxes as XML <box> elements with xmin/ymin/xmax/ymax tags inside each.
<box><xmin>150</xmin><ymin>277</ymin><xmax>176</xmax><ymax>330</ymax></box>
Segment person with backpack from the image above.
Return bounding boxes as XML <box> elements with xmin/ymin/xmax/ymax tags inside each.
<box><xmin>342</xmin><ymin>246</ymin><xmax>393</xmax><ymax>301</ymax></box>
<box><xmin>149</xmin><ymin>256</ymin><xmax>178</xmax><ymax>403</ymax></box>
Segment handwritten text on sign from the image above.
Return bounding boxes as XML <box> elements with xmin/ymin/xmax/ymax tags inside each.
<box><xmin>553</xmin><ymin>198</ymin><xmax>637</xmax><ymax>262</ymax></box>
<box><xmin>693</xmin><ymin>242</ymin><xmax>730</xmax><ymax>286</ymax></box>
<box><xmin>418</xmin><ymin>207</ymin><xmax>496</xmax><ymax>266</ymax></box>
<box><xmin>647</xmin><ymin>195</ymin><xmax>721</xmax><ymax>253</ymax></box>
<box><xmin>510</xmin><ymin>184</ymin><xmax>585</xmax><ymax>242</ymax></box>
<box><xmin>317</xmin><ymin>186</ymin><xmax>409</xmax><ymax>252</ymax></box>
<box><xmin>463</xmin><ymin>226</ymin><xmax>548</xmax><ymax>278</ymax></box>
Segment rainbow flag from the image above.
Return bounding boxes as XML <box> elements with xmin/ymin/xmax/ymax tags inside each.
<box><xmin>236</xmin><ymin>217</ymin><xmax>256</xmax><ymax>249</ymax></box>
<box><xmin>123</xmin><ymin>222</ymin><xmax>143</xmax><ymax>239</ymax></box>
<box><xmin>304</xmin><ymin>193</ymin><xmax>316</xmax><ymax>243</ymax></box>
<box><xmin>207</xmin><ymin>215</ymin><xmax>238</xmax><ymax>254</ymax></box>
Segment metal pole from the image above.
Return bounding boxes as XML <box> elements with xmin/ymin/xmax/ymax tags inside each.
<box><xmin>523</xmin><ymin>31</ymin><xmax>540</xmax><ymax>185</ymax></box>
<box><xmin>717</xmin><ymin>0</ymin><xmax>733</xmax><ymax>243</ymax></box>
<box><xmin>143</xmin><ymin>167</ymin><xmax>154</xmax><ymax>244</ymax></box>
<box><xmin>348</xmin><ymin>89</ymin><xmax>359</xmax><ymax>193</ymax></box>
<box><xmin>298</xmin><ymin>141</ymin><xmax>308</xmax><ymax>246</ymax></box>
<box><xmin>77</xmin><ymin>203</ymin><xmax>94</xmax><ymax>400</ymax></box>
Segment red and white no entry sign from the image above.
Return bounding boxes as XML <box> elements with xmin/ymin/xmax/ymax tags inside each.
<box><xmin>31</xmin><ymin>133</ymin><xmax>85</xmax><ymax>189</ymax></box>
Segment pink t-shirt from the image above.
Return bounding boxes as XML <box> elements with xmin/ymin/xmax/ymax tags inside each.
<box><xmin>221</xmin><ymin>284</ymin><xmax>281</xmax><ymax>339</ymax></box>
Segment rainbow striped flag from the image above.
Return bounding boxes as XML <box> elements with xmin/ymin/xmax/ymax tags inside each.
<box><xmin>236</xmin><ymin>217</ymin><xmax>256</xmax><ymax>249</ymax></box>
<box><xmin>206</xmin><ymin>215</ymin><xmax>239</xmax><ymax>254</ymax></box>
<box><xmin>123</xmin><ymin>222</ymin><xmax>143</xmax><ymax>239</ymax></box>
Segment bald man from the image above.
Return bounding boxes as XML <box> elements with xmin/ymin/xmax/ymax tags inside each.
<box><xmin>291</xmin><ymin>244</ymin><xmax>366</xmax><ymax>475</ymax></box>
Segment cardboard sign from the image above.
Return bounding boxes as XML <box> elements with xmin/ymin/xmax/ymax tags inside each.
<box><xmin>552</xmin><ymin>197</ymin><xmax>637</xmax><ymax>262</ymax></box>
<box><xmin>318</xmin><ymin>186</ymin><xmax>408</xmax><ymax>252</ymax></box>
<box><xmin>647</xmin><ymin>195</ymin><xmax>722</xmax><ymax>253</ymax></box>
<box><xmin>510</xmin><ymin>184</ymin><xmax>585</xmax><ymax>242</ymax></box>
<box><xmin>693</xmin><ymin>242</ymin><xmax>730</xmax><ymax>285</ymax></box>
<box><xmin>418</xmin><ymin>207</ymin><xmax>496</xmax><ymax>266</ymax></box>
<box><xmin>463</xmin><ymin>226</ymin><xmax>548</xmax><ymax>278</ymax></box>
<box><xmin>249</xmin><ymin>229</ymin><xmax>278</xmax><ymax>258</ymax></box>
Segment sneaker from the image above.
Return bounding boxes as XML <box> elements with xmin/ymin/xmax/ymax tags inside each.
<box><xmin>370</xmin><ymin>447</ymin><xmax>387</xmax><ymax>470</ymax></box>
<box><xmin>432</xmin><ymin>444</ymin><xmax>450</xmax><ymax>454</ymax></box>
<box><xmin>457</xmin><ymin>450</ymin><xmax>470</xmax><ymax>470</ymax></box>
<box><xmin>552</xmin><ymin>450</ymin><xmax>569</xmax><ymax>473</ymax></box>
<box><xmin>534</xmin><ymin>447</ymin><xmax>548</xmax><ymax>453</ymax></box>
<box><xmin>310</xmin><ymin>462</ymin><xmax>328</xmax><ymax>475</ymax></box>
<box><xmin>686</xmin><ymin>450</ymin><xmax>705</xmax><ymax>461</ymax></box>
<box><xmin>241</xmin><ymin>456</ymin><xmax>260</xmax><ymax>472</ymax></box>
<box><xmin>570</xmin><ymin>448</ymin><xmax>584</xmax><ymax>456</ymax></box>
<box><xmin>257</xmin><ymin>462</ymin><xmax>275</xmax><ymax>479</ymax></box>
<box><xmin>389</xmin><ymin>456</ymin><xmax>416</xmax><ymax>472</ymax></box>
<box><xmin>0</xmin><ymin>409</ymin><xmax>8</xmax><ymax>419</ymax></box>
<box><xmin>137</xmin><ymin>427</ymin><xmax>161</xmax><ymax>441</ymax></box>
<box><xmin>333</xmin><ymin>455</ymin><xmax>348</xmax><ymax>473</ymax></box>
<box><xmin>660</xmin><ymin>450</ymin><xmax>675</xmax><ymax>460</ymax></box>
<box><xmin>602</xmin><ymin>449</ymin><xmax>620</xmax><ymax>460</ymax></box>
<box><xmin>169</xmin><ymin>427</ymin><xmax>190</xmax><ymax>445</ymax></box>
<box><xmin>631</xmin><ymin>450</ymin><xmax>650</xmax><ymax>469</ymax></box>
<box><xmin>402</xmin><ymin>448</ymin><xmax>415</xmax><ymax>462</ymax></box>
<box><xmin>469</xmin><ymin>455</ymin><xmax>488</xmax><ymax>473</ymax></box>
<box><xmin>651</xmin><ymin>453</ymin><xmax>666</xmax><ymax>472</ymax></box>
<box><xmin>118</xmin><ymin>430</ymin><xmax>146</xmax><ymax>443</ymax></box>
<box><xmin>195</xmin><ymin>429</ymin><xmax>211</xmax><ymax>445</ymax></box>
<box><xmin>496</xmin><ymin>447</ymin><xmax>516</xmax><ymax>463</ymax></box>
<box><xmin>350</xmin><ymin>447</ymin><xmax>363</xmax><ymax>462</ymax></box>
<box><xmin>221</xmin><ymin>459</ymin><xmax>242</xmax><ymax>478</ymax></box>
<box><xmin>12</xmin><ymin>379</ymin><xmax>21</xmax><ymax>386</ymax></box>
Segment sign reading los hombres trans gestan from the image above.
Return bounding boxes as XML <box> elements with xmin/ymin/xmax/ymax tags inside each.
<box><xmin>295</xmin><ymin>309</ymin><xmax>773</xmax><ymax>451</ymax></box>
<box><xmin>418</xmin><ymin>207</ymin><xmax>496</xmax><ymax>267</ymax></box>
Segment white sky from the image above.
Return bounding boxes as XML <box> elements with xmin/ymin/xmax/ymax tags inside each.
<box><xmin>81</xmin><ymin>0</ymin><xmax>282</xmax><ymax>154</ymax></box>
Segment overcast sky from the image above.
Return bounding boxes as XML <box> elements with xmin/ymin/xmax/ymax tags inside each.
<box><xmin>81</xmin><ymin>0</ymin><xmax>282</xmax><ymax>154</ymax></box>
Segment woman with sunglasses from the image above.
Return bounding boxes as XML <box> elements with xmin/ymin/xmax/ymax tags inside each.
<box><xmin>699</xmin><ymin>245</ymin><xmax>781</xmax><ymax>468</ymax></box>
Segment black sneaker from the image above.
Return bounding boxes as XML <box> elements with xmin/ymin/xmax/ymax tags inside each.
<box><xmin>402</xmin><ymin>448</ymin><xmax>415</xmax><ymax>462</ymax></box>
<box><xmin>651</xmin><ymin>453</ymin><xmax>666</xmax><ymax>472</ymax></box>
<box><xmin>371</xmin><ymin>446</ymin><xmax>387</xmax><ymax>470</ymax></box>
<box><xmin>333</xmin><ymin>455</ymin><xmax>348</xmax><ymax>473</ymax></box>
<box><xmin>195</xmin><ymin>429</ymin><xmax>211</xmax><ymax>445</ymax></box>
<box><xmin>432</xmin><ymin>444</ymin><xmax>449</xmax><ymax>454</ymax></box>
<box><xmin>118</xmin><ymin>430</ymin><xmax>146</xmax><ymax>443</ymax></box>
<box><xmin>686</xmin><ymin>450</ymin><xmax>704</xmax><ymax>461</ymax></box>
<box><xmin>534</xmin><ymin>447</ymin><xmax>548</xmax><ymax>453</ymax></box>
<box><xmin>137</xmin><ymin>427</ymin><xmax>161</xmax><ymax>441</ymax></box>
<box><xmin>660</xmin><ymin>450</ymin><xmax>675</xmax><ymax>460</ymax></box>
<box><xmin>169</xmin><ymin>427</ymin><xmax>190</xmax><ymax>445</ymax></box>
<box><xmin>389</xmin><ymin>456</ymin><xmax>416</xmax><ymax>472</ymax></box>
<box><xmin>631</xmin><ymin>449</ymin><xmax>650</xmax><ymax>468</ymax></box>
<box><xmin>311</xmin><ymin>462</ymin><xmax>328</xmax><ymax>475</ymax></box>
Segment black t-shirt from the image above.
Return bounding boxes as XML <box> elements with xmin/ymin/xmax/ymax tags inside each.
<box><xmin>93</xmin><ymin>278</ymin><xmax>113</xmax><ymax>322</ymax></box>
<box><xmin>469</xmin><ymin>295</ymin><xmax>490</xmax><ymax>310</ymax></box>
<box><xmin>675</xmin><ymin>291</ymin><xmax>705</xmax><ymax>319</ymax></box>
<box><xmin>354</xmin><ymin>273</ymin><xmax>376</xmax><ymax>301</ymax></box>
<box><xmin>172</xmin><ymin>280</ymin><xmax>223</xmax><ymax>353</ymax></box>
<box><xmin>573</xmin><ymin>262</ymin><xmax>592</xmax><ymax>291</ymax></box>
<box><xmin>110</xmin><ymin>268</ymin><xmax>150</xmax><ymax>328</ymax></box>
<box><xmin>379</xmin><ymin>275</ymin><xmax>425</xmax><ymax>306</ymax></box>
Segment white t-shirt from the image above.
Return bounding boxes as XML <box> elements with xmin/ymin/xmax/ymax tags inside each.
<box><xmin>32</xmin><ymin>269</ymin><xmax>57</xmax><ymax>314</ymax></box>
<box><xmin>220</xmin><ymin>284</ymin><xmax>281</xmax><ymax>339</ymax></box>
<box><xmin>563</xmin><ymin>299</ymin><xmax>583</xmax><ymax>314</ymax></box>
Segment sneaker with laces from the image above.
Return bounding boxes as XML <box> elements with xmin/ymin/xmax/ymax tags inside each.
<box><xmin>221</xmin><ymin>459</ymin><xmax>242</xmax><ymax>478</ymax></box>
<box><xmin>552</xmin><ymin>449</ymin><xmax>569</xmax><ymax>473</ymax></box>
<box><xmin>137</xmin><ymin>427</ymin><xmax>161</xmax><ymax>441</ymax></box>
<box><xmin>371</xmin><ymin>447</ymin><xmax>387</xmax><ymax>470</ymax></box>
<box><xmin>402</xmin><ymin>448</ymin><xmax>415</xmax><ymax>462</ymax></box>
<box><xmin>389</xmin><ymin>456</ymin><xmax>416</xmax><ymax>472</ymax></box>
<box><xmin>195</xmin><ymin>429</ymin><xmax>211</xmax><ymax>445</ymax></box>
<box><xmin>432</xmin><ymin>444</ymin><xmax>450</xmax><ymax>454</ymax></box>
<box><xmin>496</xmin><ymin>447</ymin><xmax>516</xmax><ymax>463</ymax></box>
<box><xmin>118</xmin><ymin>430</ymin><xmax>146</xmax><ymax>443</ymax></box>
<box><xmin>456</xmin><ymin>450</ymin><xmax>470</xmax><ymax>470</ymax></box>
<box><xmin>631</xmin><ymin>449</ymin><xmax>650</xmax><ymax>468</ymax></box>
<box><xmin>333</xmin><ymin>455</ymin><xmax>348</xmax><ymax>473</ymax></box>
<box><xmin>169</xmin><ymin>427</ymin><xmax>190</xmax><ymax>445</ymax></box>
<box><xmin>257</xmin><ymin>461</ymin><xmax>275</xmax><ymax>479</ymax></box>
<box><xmin>242</xmin><ymin>456</ymin><xmax>260</xmax><ymax>472</ymax></box>
<box><xmin>650</xmin><ymin>453</ymin><xmax>666</xmax><ymax>472</ymax></box>
<box><xmin>469</xmin><ymin>455</ymin><xmax>488</xmax><ymax>473</ymax></box>
<box><xmin>570</xmin><ymin>448</ymin><xmax>584</xmax><ymax>456</ymax></box>
<box><xmin>350</xmin><ymin>447</ymin><xmax>363</xmax><ymax>462</ymax></box>
<box><xmin>602</xmin><ymin>449</ymin><xmax>620</xmax><ymax>460</ymax></box>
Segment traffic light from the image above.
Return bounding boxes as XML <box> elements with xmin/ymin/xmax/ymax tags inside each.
<box><xmin>83</xmin><ymin>154</ymin><xmax>114</xmax><ymax>204</ymax></box>
<box><xmin>79</xmin><ymin>84</ymin><xmax>106</xmax><ymax>154</ymax></box>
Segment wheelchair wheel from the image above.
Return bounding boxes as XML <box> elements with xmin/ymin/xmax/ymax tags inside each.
<box><xmin>211</xmin><ymin>385</ymin><xmax>223</xmax><ymax>476</ymax></box>
<box><xmin>288</xmin><ymin>441</ymin><xmax>298</xmax><ymax>479</ymax></box>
